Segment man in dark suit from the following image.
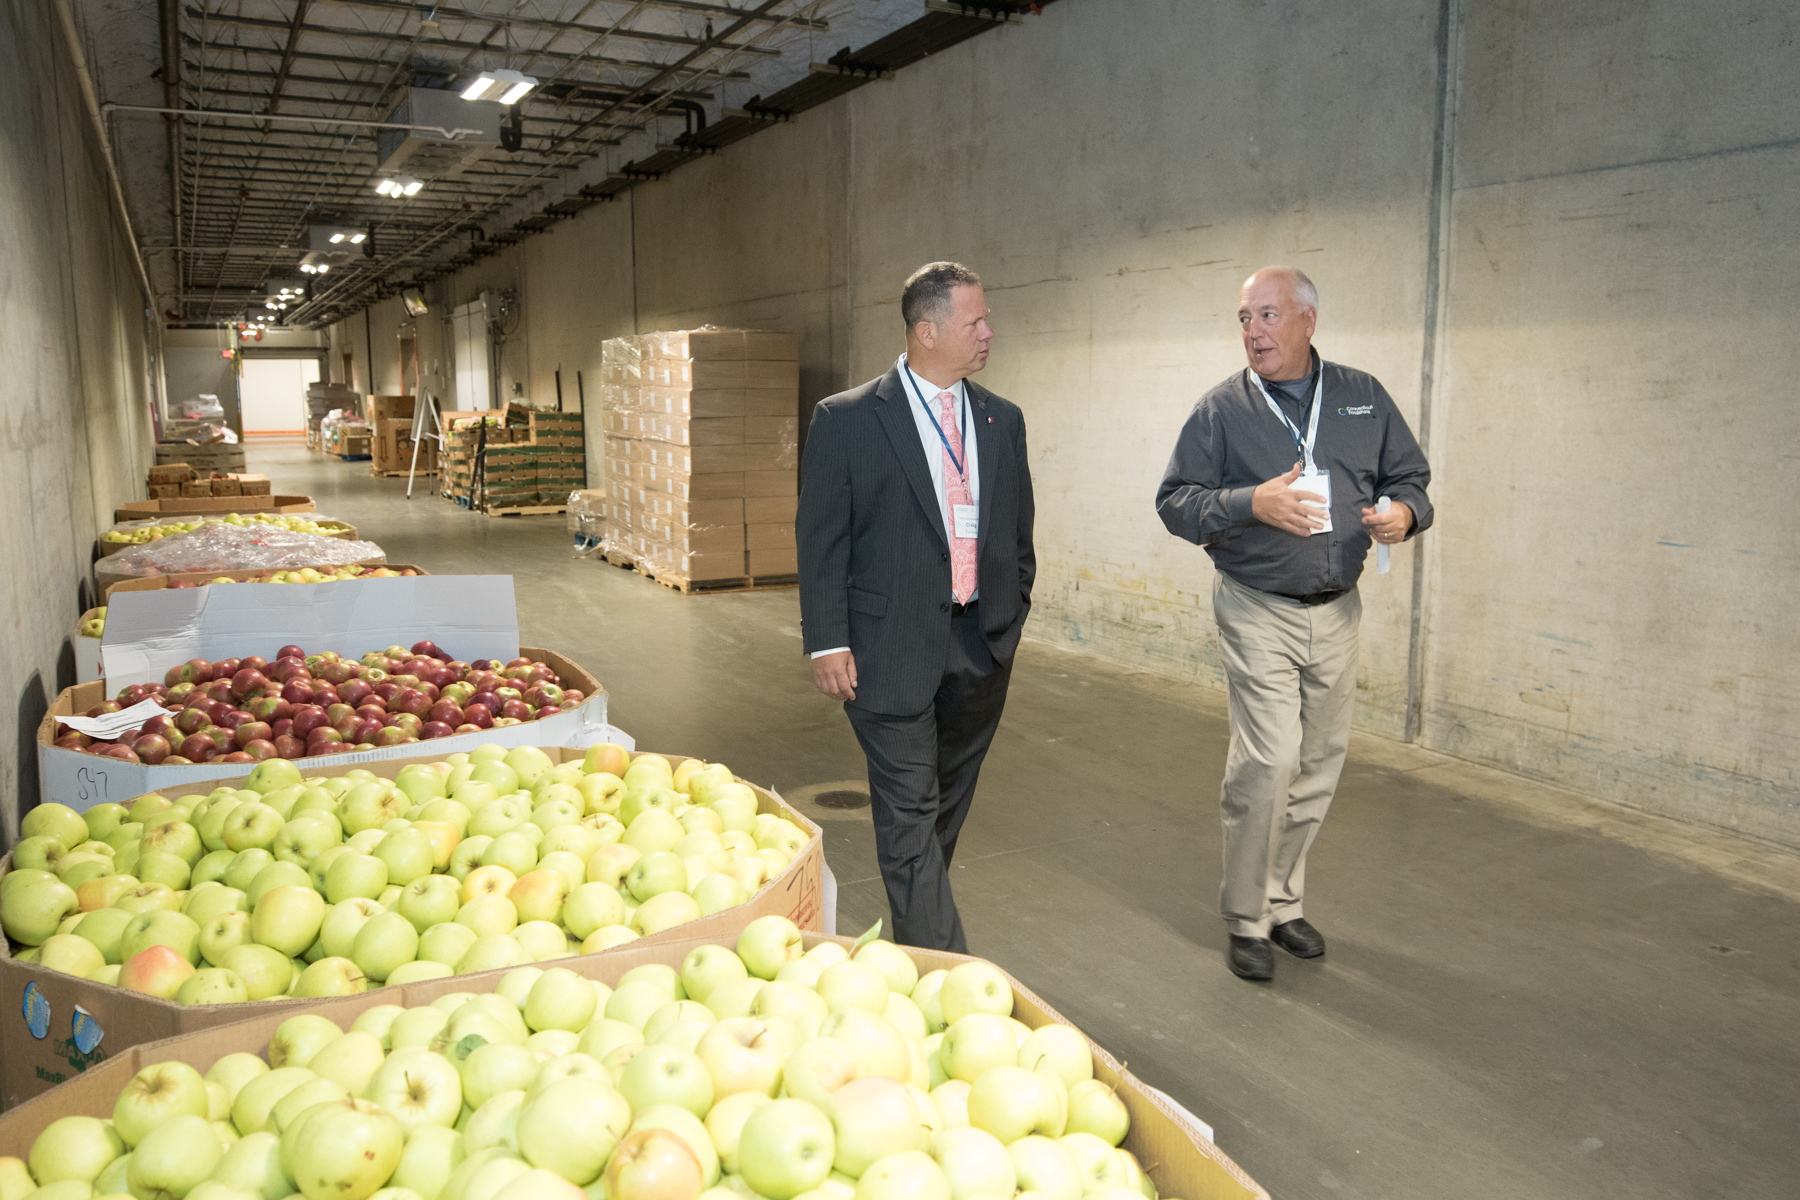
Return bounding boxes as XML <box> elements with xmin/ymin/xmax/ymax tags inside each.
<box><xmin>796</xmin><ymin>261</ymin><xmax>1036</xmax><ymax>952</ymax></box>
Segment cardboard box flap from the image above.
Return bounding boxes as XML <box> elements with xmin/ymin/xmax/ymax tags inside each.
<box><xmin>99</xmin><ymin>575</ymin><xmax>521</xmax><ymax>687</ymax></box>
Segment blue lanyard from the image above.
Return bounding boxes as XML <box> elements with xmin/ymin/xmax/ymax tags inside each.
<box><xmin>902</xmin><ymin>362</ymin><xmax>968</xmax><ymax>480</ymax></box>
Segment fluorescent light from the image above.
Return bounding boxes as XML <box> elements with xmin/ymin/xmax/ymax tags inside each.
<box><xmin>329</xmin><ymin>233</ymin><xmax>345</xmax><ymax>243</ymax></box>
<box><xmin>375</xmin><ymin>178</ymin><xmax>396</xmax><ymax>195</ymax></box>
<box><xmin>317</xmin><ymin>264</ymin><xmax>329</xmax><ymax>273</ymax></box>
<box><xmin>350</xmin><ymin>233</ymin><xmax>365</xmax><ymax>244</ymax></box>
<box><xmin>462</xmin><ymin>69</ymin><xmax>538</xmax><ymax>104</ymax></box>
<box><xmin>401</xmin><ymin>178</ymin><xmax>423</xmax><ymax>196</ymax></box>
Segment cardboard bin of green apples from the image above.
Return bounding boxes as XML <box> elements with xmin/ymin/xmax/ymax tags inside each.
<box><xmin>0</xmin><ymin>744</ymin><xmax>824</xmax><ymax>1115</ymax></box>
<box><xmin>0</xmin><ymin>924</ymin><xmax>1268</xmax><ymax>1200</ymax></box>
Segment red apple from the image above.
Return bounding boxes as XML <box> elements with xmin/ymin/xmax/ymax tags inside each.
<box><xmin>243</xmin><ymin>739</ymin><xmax>279</xmax><ymax>761</ymax></box>
<box><xmin>470</xmin><ymin>659</ymin><xmax>496</xmax><ymax>672</ymax></box>
<box><xmin>395</xmin><ymin>688</ymin><xmax>432</xmax><ymax>717</ymax></box>
<box><xmin>306</xmin><ymin>726</ymin><xmax>344</xmax><ymax>748</ymax></box>
<box><xmin>217</xmin><ymin>751</ymin><xmax>254</xmax><ymax>764</ymax></box>
<box><xmin>162</xmin><ymin>754</ymin><xmax>194</xmax><ymax>765</ymax></box>
<box><xmin>420</xmin><ymin>721</ymin><xmax>454</xmax><ymax>740</ymax></box>
<box><xmin>412</xmin><ymin>639</ymin><xmax>450</xmax><ymax>661</ymax></box>
<box><xmin>462</xmin><ymin>704</ymin><xmax>494</xmax><ymax>729</ymax></box>
<box><xmin>311</xmin><ymin>687</ymin><xmax>341</xmax><ymax>708</ymax></box>
<box><xmin>373</xmin><ymin>726</ymin><xmax>408</xmax><ymax>747</ymax></box>
<box><xmin>216</xmin><ymin>708</ymin><xmax>252</xmax><ymax>731</ymax></box>
<box><xmin>274</xmin><ymin>734</ymin><xmax>307</xmax><ymax>759</ymax></box>
<box><xmin>501</xmin><ymin>699</ymin><xmax>533</xmax><ymax>721</ymax></box>
<box><xmin>390</xmin><ymin>713</ymin><xmax>423</xmax><ymax>737</ymax></box>
<box><xmin>319</xmin><ymin>660</ymin><xmax>356</xmax><ymax>685</ymax></box>
<box><xmin>240</xmin><ymin>655</ymin><xmax>268</xmax><ymax>672</ymax></box>
<box><xmin>248</xmin><ymin>696</ymin><xmax>292</xmax><ymax>722</ymax></box>
<box><xmin>291</xmin><ymin>705</ymin><xmax>328</xmax><ymax>737</ymax></box>
<box><xmin>535</xmin><ymin>707</ymin><xmax>559</xmax><ymax>720</ymax></box>
<box><xmin>234</xmin><ymin>721</ymin><xmax>273</xmax><ymax>748</ymax></box>
<box><xmin>203</xmin><ymin>680</ymin><xmax>233</xmax><ymax>702</ymax></box>
<box><xmin>280</xmin><ymin>679</ymin><xmax>314</xmax><ymax>705</ymax></box>
<box><xmin>84</xmin><ymin>701</ymin><xmax>121</xmax><ymax>719</ymax></box>
<box><xmin>428</xmin><ymin>699</ymin><xmax>463</xmax><ymax>726</ymax></box>
<box><xmin>371</xmin><ymin>681</ymin><xmax>401</xmax><ymax>704</ymax></box>
<box><xmin>506</xmin><ymin>657</ymin><xmax>531</xmax><ymax>669</ymax></box>
<box><xmin>101</xmin><ymin>744</ymin><xmax>141</xmax><ymax>763</ymax></box>
<box><xmin>173</xmin><ymin>707</ymin><xmax>210</xmax><ymax>736</ymax></box>
<box><xmin>352</xmin><ymin>718</ymin><xmax>383</xmax><ymax>743</ymax></box>
<box><xmin>471</xmin><ymin>691</ymin><xmax>502</xmax><ymax>714</ymax></box>
<box><xmin>213</xmin><ymin>657</ymin><xmax>241</xmax><ymax>680</ymax></box>
<box><xmin>325</xmin><ymin>703</ymin><xmax>356</xmax><ymax>725</ymax></box>
<box><xmin>179</xmin><ymin>659</ymin><xmax>213</xmax><ymax>684</ymax></box>
<box><xmin>333</xmin><ymin>713</ymin><xmax>362</xmax><ymax>739</ymax></box>
<box><xmin>271</xmin><ymin>718</ymin><xmax>294</xmax><ymax>739</ymax></box>
<box><xmin>523</xmin><ymin>683</ymin><xmax>565</xmax><ymax>708</ymax></box>
<box><xmin>204</xmin><ymin>727</ymin><xmax>234</xmax><ymax>753</ymax></box>
<box><xmin>181</xmin><ymin>733</ymin><xmax>216</xmax><ymax>761</ymax></box>
<box><xmin>277</xmin><ymin>644</ymin><xmax>305</xmax><ymax>661</ymax></box>
<box><xmin>163</xmin><ymin>665</ymin><xmax>184</xmax><ymax>687</ymax></box>
<box><xmin>563</xmin><ymin>691</ymin><xmax>585</xmax><ymax>705</ymax></box>
<box><xmin>230</xmin><ymin>669</ymin><xmax>268</xmax><ymax>700</ymax></box>
<box><xmin>55</xmin><ymin>733</ymin><xmax>91</xmax><ymax>750</ymax></box>
<box><xmin>454</xmin><ymin>723</ymin><xmax>482</xmax><ymax>736</ymax></box>
<box><xmin>338</xmin><ymin>679</ymin><xmax>371</xmax><ymax>707</ymax></box>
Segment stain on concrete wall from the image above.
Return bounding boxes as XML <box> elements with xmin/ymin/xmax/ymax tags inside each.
<box><xmin>0</xmin><ymin>5</ymin><xmax>157</xmax><ymax>844</ymax></box>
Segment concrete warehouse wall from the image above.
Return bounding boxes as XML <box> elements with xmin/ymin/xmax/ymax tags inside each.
<box><xmin>0</xmin><ymin>4</ymin><xmax>159</xmax><ymax>844</ymax></box>
<box><xmin>330</xmin><ymin>0</ymin><xmax>1799</xmax><ymax>848</ymax></box>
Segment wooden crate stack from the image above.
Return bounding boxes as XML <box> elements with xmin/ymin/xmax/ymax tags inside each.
<box><xmin>146</xmin><ymin>464</ymin><xmax>272</xmax><ymax>500</ymax></box>
<box><xmin>439</xmin><ymin>408</ymin><xmax>585</xmax><ymax>514</ymax></box>
<box><xmin>599</xmin><ymin>328</ymin><xmax>800</xmax><ymax>588</ymax></box>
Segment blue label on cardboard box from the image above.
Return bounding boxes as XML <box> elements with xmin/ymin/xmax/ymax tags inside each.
<box><xmin>23</xmin><ymin>982</ymin><xmax>49</xmax><ymax>1039</ymax></box>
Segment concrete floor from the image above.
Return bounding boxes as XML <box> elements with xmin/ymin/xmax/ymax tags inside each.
<box><xmin>260</xmin><ymin>440</ymin><xmax>1800</xmax><ymax>1200</ymax></box>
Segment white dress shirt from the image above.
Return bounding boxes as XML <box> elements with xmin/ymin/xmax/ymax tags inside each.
<box><xmin>812</xmin><ymin>354</ymin><xmax>981</xmax><ymax>659</ymax></box>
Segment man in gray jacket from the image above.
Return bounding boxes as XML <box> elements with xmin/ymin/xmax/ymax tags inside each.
<box><xmin>1157</xmin><ymin>266</ymin><xmax>1432</xmax><ymax>981</ymax></box>
<box><xmin>797</xmin><ymin>262</ymin><xmax>1036</xmax><ymax>952</ymax></box>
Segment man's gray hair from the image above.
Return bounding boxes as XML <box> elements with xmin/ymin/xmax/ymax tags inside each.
<box><xmin>902</xmin><ymin>261</ymin><xmax>982</xmax><ymax>330</ymax></box>
<box><xmin>1282</xmin><ymin>267</ymin><xmax>1319</xmax><ymax>314</ymax></box>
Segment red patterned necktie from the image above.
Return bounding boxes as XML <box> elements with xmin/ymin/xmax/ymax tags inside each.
<box><xmin>939</xmin><ymin>391</ymin><xmax>977</xmax><ymax>604</ymax></box>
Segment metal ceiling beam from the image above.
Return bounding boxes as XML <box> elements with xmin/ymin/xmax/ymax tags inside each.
<box><xmin>184</xmin><ymin>61</ymin><xmax>714</xmax><ymax>103</ymax></box>
<box><xmin>263</xmin><ymin>0</ymin><xmax>314</xmax><ymax>122</ymax></box>
<box><xmin>176</xmin><ymin>86</ymin><xmax>634</xmax><ymax>135</ymax></box>
<box><xmin>316</xmin><ymin>0</ymin><xmax>788</xmax><ymax>55</ymax></box>
<box><xmin>182</xmin><ymin>8</ymin><xmax>754</xmax><ymax>80</ymax></box>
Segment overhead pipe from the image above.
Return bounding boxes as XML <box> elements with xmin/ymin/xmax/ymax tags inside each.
<box><xmin>159</xmin><ymin>0</ymin><xmax>181</xmax><ymax>274</ymax></box>
<box><xmin>101</xmin><ymin>104</ymin><xmax>487</xmax><ymax>140</ymax></box>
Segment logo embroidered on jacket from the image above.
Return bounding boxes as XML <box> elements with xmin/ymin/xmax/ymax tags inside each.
<box><xmin>1336</xmin><ymin>405</ymin><xmax>1375</xmax><ymax>417</ymax></box>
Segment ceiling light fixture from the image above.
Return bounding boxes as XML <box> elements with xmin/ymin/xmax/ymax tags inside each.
<box><xmin>461</xmin><ymin>69</ymin><xmax>538</xmax><ymax>104</ymax></box>
<box><xmin>377</xmin><ymin>175</ymin><xmax>424</xmax><ymax>197</ymax></box>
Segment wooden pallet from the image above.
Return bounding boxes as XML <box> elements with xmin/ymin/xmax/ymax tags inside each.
<box><xmin>371</xmin><ymin>467</ymin><xmax>438</xmax><ymax>478</ymax></box>
<box><xmin>484</xmin><ymin>504</ymin><xmax>567</xmax><ymax>517</ymax></box>
<box><xmin>600</xmin><ymin>550</ymin><xmax>799</xmax><ymax>595</ymax></box>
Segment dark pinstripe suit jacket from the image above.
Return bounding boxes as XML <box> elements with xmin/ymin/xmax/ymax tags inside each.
<box><xmin>796</xmin><ymin>365</ymin><xmax>1036</xmax><ymax>716</ymax></box>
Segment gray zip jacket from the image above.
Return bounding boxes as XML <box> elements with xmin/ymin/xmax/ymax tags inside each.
<box><xmin>1156</xmin><ymin>356</ymin><xmax>1432</xmax><ymax>596</ymax></box>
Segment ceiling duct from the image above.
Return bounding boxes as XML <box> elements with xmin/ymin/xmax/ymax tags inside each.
<box><xmin>376</xmin><ymin>88</ymin><xmax>501</xmax><ymax>181</ymax></box>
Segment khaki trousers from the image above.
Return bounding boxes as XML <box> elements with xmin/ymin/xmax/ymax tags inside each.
<box><xmin>1212</xmin><ymin>571</ymin><xmax>1362</xmax><ymax>938</ymax></box>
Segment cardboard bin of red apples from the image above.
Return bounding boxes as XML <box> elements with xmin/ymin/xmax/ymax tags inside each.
<box><xmin>53</xmin><ymin>640</ymin><xmax>596</xmax><ymax>767</ymax></box>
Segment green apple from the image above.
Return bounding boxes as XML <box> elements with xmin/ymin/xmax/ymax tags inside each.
<box><xmin>128</xmin><ymin>1114</ymin><xmax>223</xmax><ymax>1199</ymax></box>
<box><xmin>780</xmin><ymin>1038</ymin><xmax>862</xmax><ymax>1111</ymax></box>
<box><xmin>632</xmin><ymin>891</ymin><xmax>701</xmax><ymax>936</ymax></box>
<box><xmin>604</xmin><ymin>979</ymin><xmax>676</xmax><ymax>1031</ymax></box>
<box><xmin>371</xmin><ymin>829</ymin><xmax>433</xmax><ymax>887</ymax></box>
<box><xmin>223</xmin><ymin>849</ymin><xmax>274</xmax><ymax>894</ymax></box>
<box><xmin>73</xmin><ymin>907</ymin><xmax>134</xmax><ymax>964</ymax></box>
<box><xmin>321</xmin><ymin>898</ymin><xmax>387</xmax><ymax>960</ymax></box>
<box><xmin>691</xmin><ymin>873</ymin><xmax>749</xmax><ymax>918</ymax></box>
<box><xmin>559</xmin><ymin>882</ymin><xmax>625</xmax><ymax>941</ymax></box>
<box><xmin>122</xmin><ymin>908</ymin><xmax>203</xmax><ymax>965</ymax></box>
<box><xmin>829</xmin><ymin>1076</ymin><xmax>928</xmax><ymax>1178</ymax></box>
<box><xmin>624</xmin><ymin>1104</ymin><xmax>718</xmax><ymax>1188</ymax></box>
<box><xmin>223</xmin><ymin>803</ymin><xmax>284</xmax><ymax>853</ymax></box>
<box><xmin>305</xmin><ymin>1030</ymin><xmax>386</xmax><ymax>1097</ymax></box>
<box><xmin>37</xmin><ymin>932</ymin><xmax>106</xmax><ymax>978</ymax></box>
<box><xmin>621</xmin><ymin>810</ymin><xmax>684</xmax><ymax>856</ymax></box>
<box><xmin>852</xmin><ymin>1151</ymin><xmax>949</xmax><ymax>1200</ymax></box>
<box><xmin>113</xmin><ymin>1060</ymin><xmax>209</xmax><ymax>1147</ymax></box>
<box><xmin>524</xmin><ymin>967</ymin><xmax>597</xmax><ymax>1033</ymax></box>
<box><xmin>930</xmin><ymin>1125</ymin><xmax>1015</xmax><ymax>1200</ymax></box>
<box><xmin>735</xmin><ymin>915</ymin><xmax>803</xmax><ymax>980</ymax></box>
<box><xmin>325</xmin><ymin>852</ymin><xmax>389</xmax><ymax>903</ymax></box>
<box><xmin>209</xmin><ymin>1130</ymin><xmax>288</xmax><ymax>1200</ymax></box>
<box><xmin>176</xmin><ymin>966</ymin><xmax>250</xmax><ymax>1005</ymax></box>
<box><xmin>229</xmin><ymin>1067</ymin><xmax>313</xmax><ymax>1136</ymax></box>
<box><xmin>938</xmin><ymin>963</ymin><xmax>1011</xmax><ymax>1024</ymax></box>
<box><xmin>339</xmin><ymin>783</ymin><xmax>405</xmax><ymax>836</ymax></box>
<box><xmin>618</xmin><ymin>1044</ymin><xmax>713</xmax><ymax>1117</ymax></box>
<box><xmin>1017</xmin><ymin>1025</ymin><xmax>1093</xmax><ymax>1090</ymax></box>
<box><xmin>0</xmin><ymin>873</ymin><xmax>79</xmax><ymax>945</ymax></box>
<box><xmin>244</xmin><ymin>758</ymin><xmax>303</xmax><ymax>796</ymax></box>
<box><xmin>939</xmin><ymin>1016</ymin><xmax>1016</xmax><ymax>1084</ymax></box>
<box><xmin>250</xmin><ymin>885</ymin><xmax>326</xmax><ymax>957</ymax></box>
<box><xmin>366</xmin><ymin>1049</ymin><xmax>462</xmax><ymax>1134</ymax></box>
<box><xmin>819</xmin><ymin>1010</ymin><xmax>910</xmax><ymax>1083</ymax></box>
<box><xmin>385</xmin><ymin>1007</ymin><xmax>452</xmax><ymax>1052</ymax></box>
<box><xmin>275</xmin><ymin>819</ymin><xmax>343</xmax><ymax>869</ymax></box>
<box><xmin>736</xmin><ymin>1099</ymin><xmax>835</xmax><ymax>1200</ymax></box>
<box><xmin>351</xmin><ymin>911</ymin><xmax>420</xmax><ymax>982</ymax></box>
<box><xmin>513</xmin><ymin>1077</ymin><xmax>630</xmax><ymax>1186</ymax></box>
<box><xmin>817</xmin><ymin>961</ymin><xmax>889</xmax><ymax>1016</ymax></box>
<box><xmin>389</xmin><ymin>1124</ymin><xmax>463</xmax><ymax>1200</ymax></box>
<box><xmin>27</xmin><ymin>1114</ymin><xmax>124</xmax><ymax>1185</ymax></box>
<box><xmin>966</xmin><ymin>1066</ymin><xmax>1065</xmax><ymax>1143</ymax></box>
<box><xmin>220</xmin><ymin>944</ymin><xmax>294</xmax><ymax>1000</ymax></box>
<box><xmin>702</xmin><ymin>1092</ymin><xmax>770</xmax><ymax>1175</ymax></box>
<box><xmin>1006</xmin><ymin>1136</ymin><xmax>1080</xmax><ymax>1200</ymax></box>
<box><xmin>417</xmin><ymin>921</ymin><xmax>479</xmax><ymax>965</ymax></box>
<box><xmin>287</xmin><ymin>1098</ymin><xmax>403</xmax><ymax>1200</ymax></box>
<box><xmin>575</xmin><ymin>1018</ymin><xmax>644</xmax><ymax>1063</ymax></box>
<box><xmin>396</xmin><ymin>875</ymin><xmax>462</xmax><ymax>933</ymax></box>
<box><xmin>506</xmin><ymin>870</ymin><xmax>572</xmax><ymax>925</ymax></box>
<box><xmin>1064</xmin><ymin>1080</ymin><xmax>1129</xmax><ymax>1146</ymax></box>
<box><xmin>294</xmin><ymin>957</ymin><xmax>368</xmax><ymax>997</ymax></box>
<box><xmin>248</xmin><ymin>860</ymin><xmax>312</xmax><ymax>906</ymax></box>
<box><xmin>678</xmin><ymin>945</ymin><xmax>748</xmax><ymax>1005</ymax></box>
<box><xmin>462</xmin><ymin>1090</ymin><xmax>525</xmax><ymax>1156</ymax></box>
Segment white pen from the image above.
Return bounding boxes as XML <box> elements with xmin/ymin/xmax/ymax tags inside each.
<box><xmin>1377</xmin><ymin>496</ymin><xmax>1392</xmax><ymax>574</ymax></box>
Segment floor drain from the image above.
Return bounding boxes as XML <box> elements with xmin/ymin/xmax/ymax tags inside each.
<box><xmin>813</xmin><ymin>789</ymin><xmax>871</xmax><ymax>810</ymax></box>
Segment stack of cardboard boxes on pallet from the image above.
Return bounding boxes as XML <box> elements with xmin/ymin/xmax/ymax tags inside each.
<box><xmin>145</xmin><ymin>464</ymin><xmax>272</xmax><ymax>500</ymax></box>
<box><xmin>440</xmin><ymin>407</ymin><xmax>586</xmax><ymax>513</ymax></box>
<box><xmin>370</xmin><ymin>395</ymin><xmax>437</xmax><ymax>476</ymax></box>
<box><xmin>152</xmin><ymin>439</ymin><xmax>246</xmax><ymax>474</ymax></box>
<box><xmin>305</xmin><ymin>383</ymin><xmax>360</xmax><ymax>450</ymax></box>
<box><xmin>600</xmin><ymin>328</ymin><xmax>800</xmax><ymax>585</ymax></box>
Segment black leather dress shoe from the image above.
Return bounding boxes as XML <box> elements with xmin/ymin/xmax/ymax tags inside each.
<box><xmin>1227</xmin><ymin>935</ymin><xmax>1273</xmax><ymax>980</ymax></box>
<box><xmin>1271</xmin><ymin>917</ymin><xmax>1325</xmax><ymax>958</ymax></box>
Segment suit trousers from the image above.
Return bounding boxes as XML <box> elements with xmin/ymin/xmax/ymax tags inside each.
<box><xmin>1213</xmin><ymin>571</ymin><xmax>1362</xmax><ymax>938</ymax></box>
<box><xmin>844</xmin><ymin>605</ymin><xmax>1011</xmax><ymax>953</ymax></box>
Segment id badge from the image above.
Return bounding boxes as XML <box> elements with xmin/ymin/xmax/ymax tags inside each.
<box><xmin>952</xmin><ymin>504</ymin><xmax>979</xmax><ymax>540</ymax></box>
<box><xmin>1290</xmin><ymin>470</ymin><xmax>1333</xmax><ymax>535</ymax></box>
